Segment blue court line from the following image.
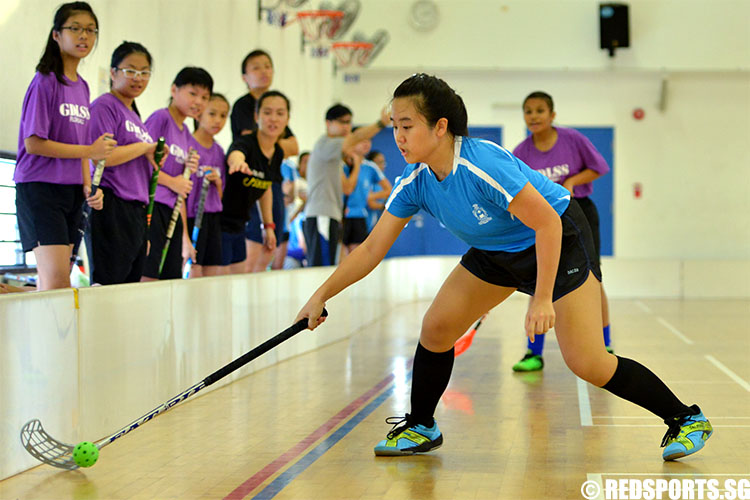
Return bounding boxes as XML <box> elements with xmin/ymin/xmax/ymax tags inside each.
<box><xmin>251</xmin><ymin>372</ymin><xmax>412</xmax><ymax>500</ymax></box>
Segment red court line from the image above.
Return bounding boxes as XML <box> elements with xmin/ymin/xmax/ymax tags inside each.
<box><xmin>224</xmin><ymin>371</ymin><xmax>399</xmax><ymax>500</ymax></box>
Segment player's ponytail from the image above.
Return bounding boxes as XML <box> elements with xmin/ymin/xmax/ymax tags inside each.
<box><xmin>110</xmin><ymin>41</ymin><xmax>152</xmax><ymax>119</ymax></box>
<box><xmin>36</xmin><ymin>2</ymin><xmax>98</xmax><ymax>85</ymax></box>
<box><xmin>393</xmin><ymin>73</ymin><xmax>468</xmax><ymax>137</ymax></box>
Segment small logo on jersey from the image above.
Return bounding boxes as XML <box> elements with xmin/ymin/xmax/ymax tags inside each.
<box><xmin>567</xmin><ymin>267</ymin><xmax>579</xmax><ymax>275</ymax></box>
<box><xmin>59</xmin><ymin>103</ymin><xmax>90</xmax><ymax>125</ymax></box>
<box><xmin>472</xmin><ymin>204</ymin><xmax>493</xmax><ymax>225</ymax></box>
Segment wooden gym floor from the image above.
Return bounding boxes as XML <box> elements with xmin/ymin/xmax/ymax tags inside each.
<box><xmin>1</xmin><ymin>297</ymin><xmax>748</xmax><ymax>500</ymax></box>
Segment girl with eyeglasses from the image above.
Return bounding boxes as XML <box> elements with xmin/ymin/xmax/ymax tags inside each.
<box><xmin>87</xmin><ymin>41</ymin><xmax>167</xmax><ymax>284</ymax></box>
<box><xmin>141</xmin><ymin>67</ymin><xmax>212</xmax><ymax>281</ymax></box>
<box><xmin>14</xmin><ymin>1</ymin><xmax>115</xmax><ymax>291</ymax></box>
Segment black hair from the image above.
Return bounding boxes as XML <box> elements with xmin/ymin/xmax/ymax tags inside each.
<box><xmin>299</xmin><ymin>151</ymin><xmax>310</xmax><ymax>162</ymax></box>
<box><xmin>392</xmin><ymin>73</ymin><xmax>468</xmax><ymax>137</ymax></box>
<box><xmin>523</xmin><ymin>91</ymin><xmax>554</xmax><ymax>112</ymax></box>
<box><xmin>326</xmin><ymin>103</ymin><xmax>352</xmax><ymax>121</ymax></box>
<box><xmin>255</xmin><ymin>90</ymin><xmax>290</xmax><ymax>114</ymax></box>
<box><xmin>173</xmin><ymin>66</ymin><xmax>213</xmax><ymax>93</ymax></box>
<box><xmin>192</xmin><ymin>93</ymin><xmax>230</xmax><ymax>132</ymax></box>
<box><xmin>241</xmin><ymin>49</ymin><xmax>273</xmax><ymax>74</ymax></box>
<box><xmin>366</xmin><ymin>150</ymin><xmax>383</xmax><ymax>161</ymax></box>
<box><xmin>36</xmin><ymin>2</ymin><xmax>98</xmax><ymax>85</ymax></box>
<box><xmin>110</xmin><ymin>41</ymin><xmax>152</xmax><ymax>118</ymax></box>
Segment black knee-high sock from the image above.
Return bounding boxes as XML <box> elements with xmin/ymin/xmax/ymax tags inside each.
<box><xmin>410</xmin><ymin>343</ymin><xmax>455</xmax><ymax>427</ymax></box>
<box><xmin>602</xmin><ymin>356</ymin><xmax>692</xmax><ymax>420</ymax></box>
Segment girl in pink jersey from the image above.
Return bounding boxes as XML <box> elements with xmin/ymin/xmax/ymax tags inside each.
<box><xmin>142</xmin><ymin>67</ymin><xmax>211</xmax><ymax>280</ymax></box>
<box><xmin>186</xmin><ymin>94</ymin><xmax>230</xmax><ymax>278</ymax></box>
<box><xmin>511</xmin><ymin>91</ymin><xmax>613</xmax><ymax>372</ymax></box>
<box><xmin>88</xmin><ymin>41</ymin><xmax>167</xmax><ymax>284</ymax></box>
<box><xmin>14</xmin><ymin>1</ymin><xmax>114</xmax><ymax>291</ymax></box>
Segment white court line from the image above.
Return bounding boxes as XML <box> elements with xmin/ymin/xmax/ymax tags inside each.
<box><xmin>656</xmin><ymin>316</ymin><xmax>694</xmax><ymax>345</ymax></box>
<box><xmin>591</xmin><ymin>424</ymin><xmax>750</xmax><ymax>428</ymax></box>
<box><xmin>594</xmin><ymin>415</ymin><xmax>750</xmax><ymax>419</ymax></box>
<box><xmin>592</xmin><ymin>473</ymin><xmax>750</xmax><ymax>476</ymax></box>
<box><xmin>634</xmin><ymin>300</ymin><xmax>652</xmax><ymax>314</ymax></box>
<box><xmin>705</xmin><ymin>355</ymin><xmax>750</xmax><ymax>393</ymax></box>
<box><xmin>577</xmin><ymin>377</ymin><xmax>593</xmax><ymax>426</ymax></box>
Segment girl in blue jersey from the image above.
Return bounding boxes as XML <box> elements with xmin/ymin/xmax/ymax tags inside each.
<box><xmin>296</xmin><ymin>74</ymin><xmax>711</xmax><ymax>462</ymax></box>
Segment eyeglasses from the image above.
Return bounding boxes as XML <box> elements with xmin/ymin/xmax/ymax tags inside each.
<box><xmin>60</xmin><ymin>26</ymin><xmax>98</xmax><ymax>36</ymax></box>
<box><xmin>115</xmin><ymin>68</ymin><xmax>152</xmax><ymax>79</ymax></box>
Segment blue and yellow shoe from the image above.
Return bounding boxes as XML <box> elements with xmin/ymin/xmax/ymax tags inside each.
<box><xmin>661</xmin><ymin>404</ymin><xmax>713</xmax><ymax>461</ymax></box>
<box><xmin>512</xmin><ymin>350</ymin><xmax>544</xmax><ymax>372</ymax></box>
<box><xmin>373</xmin><ymin>414</ymin><xmax>443</xmax><ymax>456</ymax></box>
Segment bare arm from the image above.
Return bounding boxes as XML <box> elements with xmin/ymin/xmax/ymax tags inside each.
<box><xmin>342</xmin><ymin>107</ymin><xmax>390</xmax><ymax>157</ymax></box>
<box><xmin>103</xmin><ymin>142</ymin><xmax>154</xmax><ymax>167</ymax></box>
<box><xmin>278</xmin><ymin>136</ymin><xmax>299</xmax><ymax>158</ymax></box>
<box><xmin>562</xmin><ymin>168</ymin><xmax>601</xmax><ymax>194</ymax></box>
<box><xmin>257</xmin><ymin>188</ymin><xmax>276</xmax><ymax>251</ymax></box>
<box><xmin>367</xmin><ymin>178</ymin><xmax>393</xmax><ymax>209</ymax></box>
<box><xmin>341</xmin><ymin>155</ymin><xmax>362</xmax><ymax>195</ymax></box>
<box><xmin>25</xmin><ymin>133</ymin><xmax>115</xmax><ymax>161</ymax></box>
<box><xmin>296</xmin><ymin>211</ymin><xmax>409</xmax><ymax>328</ymax></box>
<box><xmin>507</xmin><ymin>183</ymin><xmax>563</xmax><ymax>340</ymax></box>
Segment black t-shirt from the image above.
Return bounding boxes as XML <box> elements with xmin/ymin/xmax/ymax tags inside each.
<box><xmin>220</xmin><ymin>134</ymin><xmax>284</xmax><ymax>233</ymax></box>
<box><xmin>230</xmin><ymin>93</ymin><xmax>295</xmax><ymax>143</ymax></box>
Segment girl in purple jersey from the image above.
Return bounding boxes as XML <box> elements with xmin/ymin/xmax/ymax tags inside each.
<box><xmin>14</xmin><ymin>1</ymin><xmax>115</xmax><ymax>291</ymax></box>
<box><xmin>511</xmin><ymin>91</ymin><xmax>614</xmax><ymax>371</ymax></box>
<box><xmin>142</xmin><ymin>67</ymin><xmax>211</xmax><ymax>280</ymax></box>
<box><xmin>186</xmin><ymin>94</ymin><xmax>229</xmax><ymax>278</ymax></box>
<box><xmin>295</xmin><ymin>74</ymin><xmax>711</xmax><ymax>461</ymax></box>
<box><xmin>88</xmin><ymin>42</ymin><xmax>167</xmax><ymax>285</ymax></box>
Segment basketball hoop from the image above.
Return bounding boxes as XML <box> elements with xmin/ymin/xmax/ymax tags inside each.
<box><xmin>297</xmin><ymin>10</ymin><xmax>345</xmax><ymax>57</ymax></box>
<box><xmin>258</xmin><ymin>0</ymin><xmax>308</xmax><ymax>27</ymax></box>
<box><xmin>332</xmin><ymin>41</ymin><xmax>374</xmax><ymax>83</ymax></box>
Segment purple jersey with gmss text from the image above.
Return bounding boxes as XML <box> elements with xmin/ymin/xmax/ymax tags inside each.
<box><xmin>14</xmin><ymin>72</ymin><xmax>91</xmax><ymax>185</ymax></box>
<box><xmin>89</xmin><ymin>93</ymin><xmax>154</xmax><ymax>203</ymax></box>
<box><xmin>513</xmin><ymin>126</ymin><xmax>609</xmax><ymax>198</ymax></box>
<box><xmin>186</xmin><ymin>139</ymin><xmax>226</xmax><ymax>217</ymax></box>
<box><xmin>144</xmin><ymin>108</ymin><xmax>192</xmax><ymax>207</ymax></box>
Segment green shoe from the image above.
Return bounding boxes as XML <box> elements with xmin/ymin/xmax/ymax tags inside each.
<box><xmin>512</xmin><ymin>350</ymin><xmax>544</xmax><ymax>372</ymax></box>
<box><xmin>606</xmin><ymin>346</ymin><xmax>615</xmax><ymax>354</ymax></box>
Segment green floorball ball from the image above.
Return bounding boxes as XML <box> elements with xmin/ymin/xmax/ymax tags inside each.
<box><xmin>72</xmin><ymin>441</ymin><xmax>99</xmax><ymax>468</ymax></box>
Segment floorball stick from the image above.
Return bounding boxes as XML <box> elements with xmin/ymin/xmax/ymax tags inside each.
<box><xmin>19</xmin><ymin>309</ymin><xmax>328</xmax><ymax>470</ymax></box>
<box><xmin>182</xmin><ymin>169</ymin><xmax>212</xmax><ymax>278</ymax></box>
<box><xmin>454</xmin><ymin>313</ymin><xmax>487</xmax><ymax>358</ymax></box>
<box><xmin>145</xmin><ymin>137</ymin><xmax>166</xmax><ymax>229</ymax></box>
<box><xmin>157</xmin><ymin>151</ymin><xmax>196</xmax><ymax>275</ymax></box>
<box><xmin>69</xmin><ymin>158</ymin><xmax>106</xmax><ymax>266</ymax></box>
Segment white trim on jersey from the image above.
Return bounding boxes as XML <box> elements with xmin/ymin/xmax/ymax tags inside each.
<box><xmin>478</xmin><ymin>139</ymin><xmax>515</xmax><ymax>160</ymax></box>
<box><xmin>457</xmin><ymin>157</ymin><xmax>514</xmax><ymax>204</ymax></box>
<box><xmin>385</xmin><ymin>163</ymin><xmax>431</xmax><ymax>211</ymax></box>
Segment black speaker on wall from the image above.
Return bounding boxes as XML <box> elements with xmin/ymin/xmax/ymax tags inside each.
<box><xmin>600</xmin><ymin>3</ymin><xmax>630</xmax><ymax>57</ymax></box>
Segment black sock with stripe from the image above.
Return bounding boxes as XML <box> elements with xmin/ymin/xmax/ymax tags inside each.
<box><xmin>410</xmin><ymin>342</ymin><xmax>454</xmax><ymax>428</ymax></box>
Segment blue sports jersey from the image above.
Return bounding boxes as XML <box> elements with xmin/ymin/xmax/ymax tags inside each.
<box><xmin>281</xmin><ymin>159</ymin><xmax>297</xmax><ymax>183</ymax></box>
<box><xmin>385</xmin><ymin>136</ymin><xmax>571</xmax><ymax>252</ymax></box>
<box><xmin>344</xmin><ymin>160</ymin><xmax>386</xmax><ymax>219</ymax></box>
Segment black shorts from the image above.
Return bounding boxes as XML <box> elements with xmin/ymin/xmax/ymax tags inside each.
<box><xmin>245</xmin><ymin>182</ymin><xmax>285</xmax><ymax>243</ymax></box>
<box><xmin>15</xmin><ymin>182</ymin><xmax>84</xmax><ymax>252</ymax></box>
<box><xmin>89</xmin><ymin>186</ymin><xmax>147</xmax><ymax>284</ymax></box>
<box><xmin>303</xmin><ymin>216</ymin><xmax>341</xmax><ymax>267</ymax></box>
<box><xmin>221</xmin><ymin>230</ymin><xmax>246</xmax><ymax>265</ymax></box>
<box><xmin>187</xmin><ymin>212</ymin><xmax>223</xmax><ymax>266</ymax></box>
<box><xmin>143</xmin><ymin>201</ymin><xmax>184</xmax><ymax>280</ymax></box>
<box><xmin>460</xmin><ymin>200</ymin><xmax>602</xmax><ymax>302</ymax></box>
<box><xmin>575</xmin><ymin>196</ymin><xmax>601</xmax><ymax>264</ymax></box>
<box><xmin>342</xmin><ymin>217</ymin><xmax>369</xmax><ymax>245</ymax></box>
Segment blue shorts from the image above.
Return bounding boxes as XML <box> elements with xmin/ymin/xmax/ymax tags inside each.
<box><xmin>245</xmin><ymin>182</ymin><xmax>285</xmax><ymax>243</ymax></box>
<box><xmin>221</xmin><ymin>231</ymin><xmax>246</xmax><ymax>265</ymax></box>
